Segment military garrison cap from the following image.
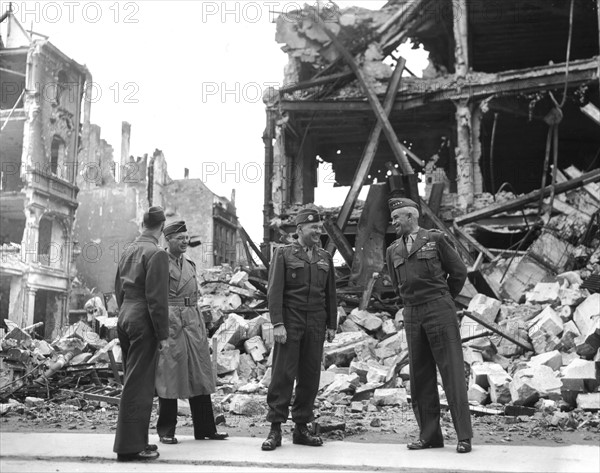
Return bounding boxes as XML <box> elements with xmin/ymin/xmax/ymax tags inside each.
<box><xmin>388</xmin><ymin>197</ymin><xmax>418</xmax><ymax>211</ymax></box>
<box><xmin>143</xmin><ymin>206</ymin><xmax>166</xmax><ymax>226</ymax></box>
<box><xmin>295</xmin><ymin>208</ymin><xmax>321</xmax><ymax>226</ymax></box>
<box><xmin>163</xmin><ymin>220</ymin><xmax>187</xmax><ymax>237</ymax></box>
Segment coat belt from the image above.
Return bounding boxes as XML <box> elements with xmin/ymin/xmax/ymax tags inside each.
<box><xmin>169</xmin><ymin>297</ymin><xmax>198</xmax><ymax>307</ymax></box>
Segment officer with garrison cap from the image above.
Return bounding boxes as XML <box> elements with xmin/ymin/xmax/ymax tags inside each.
<box><xmin>262</xmin><ymin>208</ymin><xmax>337</xmax><ymax>451</ymax></box>
<box><xmin>385</xmin><ymin>198</ymin><xmax>473</xmax><ymax>454</ymax></box>
<box><xmin>113</xmin><ymin>206</ymin><xmax>169</xmax><ymax>462</ymax></box>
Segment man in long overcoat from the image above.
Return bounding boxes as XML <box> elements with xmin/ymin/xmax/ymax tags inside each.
<box><xmin>113</xmin><ymin>206</ymin><xmax>169</xmax><ymax>462</ymax></box>
<box><xmin>262</xmin><ymin>208</ymin><xmax>337</xmax><ymax>451</ymax></box>
<box><xmin>385</xmin><ymin>198</ymin><xmax>472</xmax><ymax>454</ymax></box>
<box><xmin>155</xmin><ymin>221</ymin><xmax>228</xmax><ymax>443</ymax></box>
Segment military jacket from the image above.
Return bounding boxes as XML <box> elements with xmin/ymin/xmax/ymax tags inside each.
<box><xmin>267</xmin><ymin>240</ymin><xmax>337</xmax><ymax>329</ymax></box>
<box><xmin>385</xmin><ymin>228</ymin><xmax>467</xmax><ymax>306</ymax></box>
<box><xmin>114</xmin><ymin>232</ymin><xmax>169</xmax><ymax>340</ymax></box>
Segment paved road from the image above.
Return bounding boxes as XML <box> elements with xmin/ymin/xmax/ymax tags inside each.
<box><xmin>1</xmin><ymin>433</ymin><xmax>598</xmax><ymax>472</ymax></box>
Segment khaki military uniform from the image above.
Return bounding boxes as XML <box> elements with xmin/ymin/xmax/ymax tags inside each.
<box><xmin>386</xmin><ymin>228</ymin><xmax>472</xmax><ymax>443</ymax></box>
<box><xmin>266</xmin><ymin>240</ymin><xmax>337</xmax><ymax>424</ymax></box>
<box><xmin>113</xmin><ymin>232</ymin><xmax>169</xmax><ymax>455</ymax></box>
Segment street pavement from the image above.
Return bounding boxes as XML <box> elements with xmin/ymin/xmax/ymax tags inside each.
<box><xmin>0</xmin><ymin>432</ymin><xmax>598</xmax><ymax>472</ymax></box>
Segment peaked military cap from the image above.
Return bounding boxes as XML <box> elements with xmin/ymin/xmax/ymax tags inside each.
<box><xmin>388</xmin><ymin>197</ymin><xmax>418</xmax><ymax>211</ymax></box>
<box><xmin>296</xmin><ymin>208</ymin><xmax>321</xmax><ymax>226</ymax></box>
<box><xmin>143</xmin><ymin>206</ymin><xmax>166</xmax><ymax>226</ymax></box>
<box><xmin>163</xmin><ymin>220</ymin><xmax>187</xmax><ymax>237</ymax></box>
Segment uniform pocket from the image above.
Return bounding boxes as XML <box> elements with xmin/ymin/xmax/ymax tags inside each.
<box><xmin>286</xmin><ymin>261</ymin><xmax>305</xmax><ymax>286</ymax></box>
<box><xmin>316</xmin><ymin>261</ymin><xmax>329</xmax><ymax>286</ymax></box>
<box><xmin>394</xmin><ymin>257</ymin><xmax>407</xmax><ymax>283</ymax></box>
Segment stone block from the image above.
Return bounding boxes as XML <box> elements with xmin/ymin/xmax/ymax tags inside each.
<box><xmin>244</xmin><ymin>336</ymin><xmax>267</xmax><ymax>363</ymax></box>
<box><xmin>573</xmin><ymin>294</ymin><xmax>600</xmax><ymax>339</ymax></box>
<box><xmin>348</xmin><ymin>359</ymin><xmax>370</xmax><ymax>383</ymax></box>
<box><xmin>229</xmin><ymin>394</ymin><xmax>266</xmax><ymax>416</ymax></box>
<box><xmin>212</xmin><ymin>314</ymin><xmax>249</xmax><ymax>352</ymax></box>
<box><xmin>530</xmin><ymin>330</ymin><xmax>562</xmax><ymax>355</ymax></box>
<box><xmin>348</xmin><ymin>308</ymin><xmax>383</xmax><ymax>332</ymax></box>
<box><xmin>559</xmin><ymin>321</ymin><xmax>581</xmax><ymax>350</ymax></box>
<box><xmin>576</xmin><ymin>392</ymin><xmax>600</xmax><ymax>411</ymax></box>
<box><xmin>509</xmin><ymin>365</ymin><xmax>562</xmax><ymax>403</ymax></box>
<box><xmin>377</xmin><ymin>330</ymin><xmax>407</xmax><ymax>353</ymax></box>
<box><xmin>380</xmin><ymin>319</ymin><xmax>397</xmax><ymax>337</ymax></box>
<box><xmin>530</xmin><ymin>350</ymin><xmax>562</xmax><ymax>371</ymax></box>
<box><xmin>323</xmin><ymin>332</ymin><xmax>371</xmax><ymax>368</ymax></box>
<box><xmin>467</xmin><ymin>294</ymin><xmax>502</xmax><ymax>324</ymax></box>
<box><xmin>562</xmin><ymin>358</ymin><xmax>597</xmax><ymax>381</ymax></box>
<box><xmin>525</xmin><ymin>282</ymin><xmax>560</xmax><ymax>304</ymax></box>
<box><xmin>372</xmin><ymin>388</ymin><xmax>407</xmax><ymax>406</ymax></box>
<box><xmin>237</xmin><ymin>353</ymin><xmax>257</xmax><ymax>380</ymax></box>
<box><xmin>558</xmin><ymin>286</ymin><xmax>586</xmax><ymax>307</ymax></box>
<box><xmin>463</xmin><ymin>347</ymin><xmax>484</xmax><ymax>366</ymax></box>
<box><xmin>468</xmin><ymin>384</ymin><xmax>488</xmax><ymax>405</ymax></box>
<box><xmin>350</xmin><ymin>401</ymin><xmax>364</xmax><ymax>412</ymax></box>
<box><xmin>340</xmin><ymin>318</ymin><xmax>362</xmax><ymax>333</ymax></box>
<box><xmin>247</xmin><ymin>315</ymin><xmax>270</xmax><ymax>339</ymax></box>
<box><xmin>470</xmin><ymin>362</ymin><xmax>506</xmax><ymax>389</ymax></box>
<box><xmin>528</xmin><ymin>306</ymin><xmax>564</xmax><ymax>337</ymax></box>
<box><xmin>217</xmin><ymin>349</ymin><xmax>240</xmax><ymax>375</ymax></box>
<box><xmin>352</xmin><ymin>383</ymin><xmax>382</xmax><ymax>402</ymax></box>
<box><xmin>366</xmin><ymin>362</ymin><xmax>394</xmax><ymax>384</ymax></box>
<box><xmin>229</xmin><ymin>270</ymin><xmax>249</xmax><ymax>287</ymax></box>
<box><xmin>488</xmin><ymin>372</ymin><xmax>512</xmax><ymax>404</ymax></box>
<box><xmin>318</xmin><ymin>370</ymin><xmax>336</xmax><ymax>391</ymax></box>
<box><xmin>321</xmin><ymin>373</ymin><xmax>361</xmax><ymax>398</ymax></box>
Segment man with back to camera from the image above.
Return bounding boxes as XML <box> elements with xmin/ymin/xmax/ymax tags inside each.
<box><xmin>113</xmin><ymin>206</ymin><xmax>169</xmax><ymax>462</ymax></box>
<box><xmin>385</xmin><ymin>198</ymin><xmax>473</xmax><ymax>454</ymax></box>
<box><xmin>261</xmin><ymin>208</ymin><xmax>337</xmax><ymax>451</ymax></box>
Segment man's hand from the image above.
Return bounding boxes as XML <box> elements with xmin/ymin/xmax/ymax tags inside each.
<box><xmin>158</xmin><ymin>340</ymin><xmax>167</xmax><ymax>351</ymax></box>
<box><xmin>273</xmin><ymin>324</ymin><xmax>287</xmax><ymax>344</ymax></box>
<box><xmin>326</xmin><ymin>328</ymin><xmax>336</xmax><ymax>343</ymax></box>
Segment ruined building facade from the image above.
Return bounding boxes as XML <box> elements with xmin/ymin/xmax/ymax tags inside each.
<box><xmin>0</xmin><ymin>11</ymin><xmax>90</xmax><ymax>338</ymax></box>
<box><xmin>262</xmin><ymin>0</ymin><xmax>600</xmax><ymax>291</ymax></box>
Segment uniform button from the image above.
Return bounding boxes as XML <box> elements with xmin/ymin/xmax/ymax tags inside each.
<box><xmin>292</xmin><ymin>273</ymin><xmax>296</xmax><ymax>278</ymax></box>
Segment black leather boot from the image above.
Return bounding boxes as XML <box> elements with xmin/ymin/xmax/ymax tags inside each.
<box><xmin>292</xmin><ymin>424</ymin><xmax>322</xmax><ymax>446</ymax></box>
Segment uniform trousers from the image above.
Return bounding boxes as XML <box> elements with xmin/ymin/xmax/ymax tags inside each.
<box><xmin>404</xmin><ymin>294</ymin><xmax>472</xmax><ymax>443</ymax></box>
<box><xmin>266</xmin><ymin>307</ymin><xmax>327</xmax><ymax>424</ymax></box>
<box><xmin>157</xmin><ymin>395</ymin><xmax>216</xmax><ymax>439</ymax></box>
<box><xmin>113</xmin><ymin>301</ymin><xmax>159</xmax><ymax>454</ymax></box>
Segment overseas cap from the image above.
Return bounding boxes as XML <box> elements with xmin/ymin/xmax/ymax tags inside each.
<box><xmin>143</xmin><ymin>206</ymin><xmax>166</xmax><ymax>226</ymax></box>
<box><xmin>295</xmin><ymin>208</ymin><xmax>321</xmax><ymax>226</ymax></box>
<box><xmin>163</xmin><ymin>220</ymin><xmax>187</xmax><ymax>237</ymax></box>
<box><xmin>388</xmin><ymin>197</ymin><xmax>419</xmax><ymax>211</ymax></box>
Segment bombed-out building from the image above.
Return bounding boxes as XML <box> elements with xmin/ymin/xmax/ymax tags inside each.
<box><xmin>262</xmin><ymin>0</ymin><xmax>600</xmax><ymax>297</ymax></box>
<box><xmin>0</xmin><ymin>10</ymin><xmax>90</xmax><ymax>338</ymax></box>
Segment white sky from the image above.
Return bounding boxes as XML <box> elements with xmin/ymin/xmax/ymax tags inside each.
<box><xmin>2</xmin><ymin>0</ymin><xmax>428</xmax><ymax>244</ymax></box>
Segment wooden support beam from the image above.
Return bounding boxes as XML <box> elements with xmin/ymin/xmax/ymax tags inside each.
<box><xmin>452</xmin><ymin>222</ymin><xmax>495</xmax><ymax>262</ymax></box>
<box><xmin>313</xmin><ymin>14</ymin><xmax>423</xmax><ymax>176</ymax></box>
<box><xmin>359</xmin><ymin>272</ymin><xmax>380</xmax><ymax>310</ymax></box>
<box><xmin>322</xmin><ymin>217</ymin><xmax>354</xmax><ymax>267</ymax></box>
<box><xmin>454</xmin><ymin>168</ymin><xmax>600</xmax><ymax>226</ymax></box>
<box><xmin>239</xmin><ymin>224</ymin><xmax>269</xmax><ymax>270</ymax></box>
<box><xmin>324</xmin><ymin>57</ymin><xmax>406</xmax><ymax>254</ymax></box>
<box><xmin>279</xmin><ymin>71</ymin><xmax>354</xmax><ymax>94</ymax></box>
<box><xmin>462</xmin><ymin>311</ymin><xmax>533</xmax><ymax>352</ymax></box>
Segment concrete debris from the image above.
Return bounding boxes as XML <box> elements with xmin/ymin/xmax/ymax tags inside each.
<box><xmin>467</xmin><ymin>294</ymin><xmax>502</xmax><ymax>324</ymax></box>
<box><xmin>372</xmin><ymin>388</ymin><xmax>407</xmax><ymax>406</ymax></box>
<box><xmin>576</xmin><ymin>393</ymin><xmax>600</xmax><ymax>411</ymax></box>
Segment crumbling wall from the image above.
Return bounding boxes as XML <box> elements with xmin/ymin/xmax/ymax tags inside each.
<box><xmin>73</xmin><ymin>186</ymin><xmax>141</xmax><ymax>293</ymax></box>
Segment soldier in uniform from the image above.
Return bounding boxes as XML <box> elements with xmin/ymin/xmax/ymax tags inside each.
<box><xmin>155</xmin><ymin>220</ymin><xmax>228</xmax><ymax>444</ymax></box>
<box><xmin>385</xmin><ymin>198</ymin><xmax>473</xmax><ymax>454</ymax></box>
<box><xmin>262</xmin><ymin>208</ymin><xmax>337</xmax><ymax>451</ymax></box>
<box><xmin>113</xmin><ymin>206</ymin><xmax>169</xmax><ymax>462</ymax></box>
